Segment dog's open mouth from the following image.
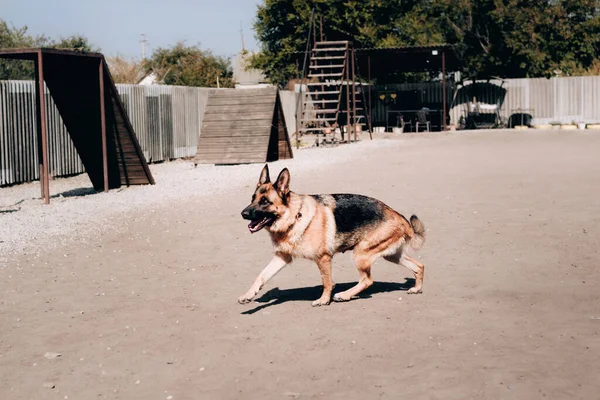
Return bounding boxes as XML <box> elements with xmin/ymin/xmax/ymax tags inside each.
<box><xmin>248</xmin><ymin>216</ymin><xmax>275</xmax><ymax>233</ymax></box>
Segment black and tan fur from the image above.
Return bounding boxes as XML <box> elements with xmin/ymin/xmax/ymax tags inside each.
<box><xmin>239</xmin><ymin>165</ymin><xmax>426</xmax><ymax>306</ymax></box>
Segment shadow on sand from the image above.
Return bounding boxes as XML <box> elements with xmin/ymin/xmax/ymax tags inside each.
<box><xmin>1</xmin><ymin>187</ymin><xmax>98</xmax><ymax>215</ymax></box>
<box><xmin>241</xmin><ymin>279</ymin><xmax>415</xmax><ymax>315</ymax></box>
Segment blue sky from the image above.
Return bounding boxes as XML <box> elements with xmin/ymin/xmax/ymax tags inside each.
<box><xmin>3</xmin><ymin>0</ymin><xmax>262</xmax><ymax>59</ymax></box>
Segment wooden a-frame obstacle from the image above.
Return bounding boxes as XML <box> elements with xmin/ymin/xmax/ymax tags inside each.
<box><xmin>193</xmin><ymin>88</ymin><xmax>293</xmax><ymax>165</ymax></box>
<box><xmin>0</xmin><ymin>48</ymin><xmax>154</xmax><ymax>204</ymax></box>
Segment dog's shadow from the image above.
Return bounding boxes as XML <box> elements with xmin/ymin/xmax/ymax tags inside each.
<box><xmin>241</xmin><ymin>279</ymin><xmax>415</xmax><ymax>315</ymax></box>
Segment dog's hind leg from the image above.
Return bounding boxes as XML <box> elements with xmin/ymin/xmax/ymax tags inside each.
<box><xmin>333</xmin><ymin>251</ymin><xmax>374</xmax><ymax>302</ymax></box>
<box><xmin>384</xmin><ymin>250</ymin><xmax>424</xmax><ymax>294</ymax></box>
<box><xmin>312</xmin><ymin>255</ymin><xmax>334</xmax><ymax>307</ymax></box>
<box><xmin>238</xmin><ymin>253</ymin><xmax>292</xmax><ymax>304</ymax></box>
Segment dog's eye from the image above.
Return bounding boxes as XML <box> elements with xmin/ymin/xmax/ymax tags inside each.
<box><xmin>259</xmin><ymin>198</ymin><xmax>270</xmax><ymax>206</ymax></box>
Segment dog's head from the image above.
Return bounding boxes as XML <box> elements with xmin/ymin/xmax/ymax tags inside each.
<box><xmin>241</xmin><ymin>165</ymin><xmax>291</xmax><ymax>234</ymax></box>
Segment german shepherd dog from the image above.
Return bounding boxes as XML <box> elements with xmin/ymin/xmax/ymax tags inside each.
<box><xmin>239</xmin><ymin>165</ymin><xmax>426</xmax><ymax>306</ymax></box>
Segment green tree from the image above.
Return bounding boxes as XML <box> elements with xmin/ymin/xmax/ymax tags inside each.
<box><xmin>252</xmin><ymin>0</ymin><xmax>600</xmax><ymax>84</ymax></box>
<box><xmin>252</xmin><ymin>0</ymin><xmax>441</xmax><ymax>85</ymax></box>
<box><xmin>144</xmin><ymin>42</ymin><xmax>233</xmax><ymax>87</ymax></box>
<box><xmin>50</xmin><ymin>34</ymin><xmax>99</xmax><ymax>52</ymax></box>
<box><xmin>107</xmin><ymin>56</ymin><xmax>146</xmax><ymax>84</ymax></box>
<box><xmin>0</xmin><ymin>19</ymin><xmax>48</xmax><ymax>79</ymax></box>
<box><xmin>1</xmin><ymin>19</ymin><xmax>100</xmax><ymax>80</ymax></box>
<box><xmin>436</xmin><ymin>0</ymin><xmax>600</xmax><ymax>78</ymax></box>
<box><xmin>541</xmin><ymin>0</ymin><xmax>600</xmax><ymax>76</ymax></box>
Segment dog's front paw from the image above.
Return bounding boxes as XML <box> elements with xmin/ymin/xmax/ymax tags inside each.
<box><xmin>237</xmin><ymin>292</ymin><xmax>256</xmax><ymax>304</ymax></box>
<box><xmin>407</xmin><ymin>287</ymin><xmax>422</xmax><ymax>294</ymax></box>
<box><xmin>311</xmin><ymin>297</ymin><xmax>331</xmax><ymax>307</ymax></box>
<box><xmin>333</xmin><ymin>292</ymin><xmax>351</xmax><ymax>302</ymax></box>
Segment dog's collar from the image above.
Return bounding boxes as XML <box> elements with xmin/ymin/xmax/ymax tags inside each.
<box><xmin>282</xmin><ymin>197</ymin><xmax>305</xmax><ymax>236</ymax></box>
<box><xmin>296</xmin><ymin>198</ymin><xmax>304</xmax><ymax>220</ymax></box>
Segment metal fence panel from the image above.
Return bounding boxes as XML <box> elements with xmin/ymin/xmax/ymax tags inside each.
<box><xmin>4</xmin><ymin>76</ymin><xmax>600</xmax><ymax>186</ymax></box>
<box><xmin>1</xmin><ymin>81</ymin><xmax>211</xmax><ymax>186</ymax></box>
<box><xmin>279</xmin><ymin>90</ymin><xmax>299</xmax><ymax>138</ymax></box>
<box><xmin>0</xmin><ymin>80</ymin><xmax>83</xmax><ymax>186</ymax></box>
<box><xmin>366</xmin><ymin>76</ymin><xmax>600</xmax><ymax>128</ymax></box>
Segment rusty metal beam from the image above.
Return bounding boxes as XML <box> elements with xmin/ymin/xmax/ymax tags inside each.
<box><xmin>345</xmin><ymin>48</ymin><xmax>351</xmax><ymax>144</ymax></box>
<box><xmin>351</xmin><ymin>48</ymin><xmax>357</xmax><ymax>142</ymax></box>
<box><xmin>99</xmin><ymin>59</ymin><xmax>108</xmax><ymax>192</ymax></box>
<box><xmin>0</xmin><ymin>48</ymin><xmax>103</xmax><ymax>59</ymax></box>
<box><xmin>442</xmin><ymin>50</ymin><xmax>447</xmax><ymax>131</ymax></box>
<box><xmin>367</xmin><ymin>55</ymin><xmax>373</xmax><ymax>139</ymax></box>
<box><xmin>35</xmin><ymin>50</ymin><xmax>50</xmax><ymax>204</ymax></box>
<box><xmin>33</xmin><ymin>53</ymin><xmax>44</xmax><ymax>200</ymax></box>
<box><xmin>319</xmin><ymin>15</ymin><xmax>323</xmax><ymax>42</ymax></box>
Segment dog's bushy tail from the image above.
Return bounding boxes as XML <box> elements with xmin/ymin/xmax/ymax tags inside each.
<box><xmin>408</xmin><ymin>215</ymin><xmax>426</xmax><ymax>251</ymax></box>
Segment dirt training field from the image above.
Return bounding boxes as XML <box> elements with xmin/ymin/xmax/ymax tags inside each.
<box><xmin>1</xmin><ymin>130</ymin><xmax>599</xmax><ymax>399</ymax></box>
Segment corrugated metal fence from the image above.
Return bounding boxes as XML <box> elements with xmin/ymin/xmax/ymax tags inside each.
<box><xmin>278</xmin><ymin>90</ymin><xmax>300</xmax><ymax>138</ymax></box>
<box><xmin>0</xmin><ymin>81</ymin><xmax>211</xmax><ymax>186</ymax></box>
<box><xmin>4</xmin><ymin>76</ymin><xmax>600</xmax><ymax>186</ymax></box>
<box><xmin>369</xmin><ymin>76</ymin><xmax>600</xmax><ymax>128</ymax></box>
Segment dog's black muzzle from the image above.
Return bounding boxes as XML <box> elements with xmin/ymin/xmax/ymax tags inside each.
<box><xmin>241</xmin><ymin>205</ymin><xmax>255</xmax><ymax>220</ymax></box>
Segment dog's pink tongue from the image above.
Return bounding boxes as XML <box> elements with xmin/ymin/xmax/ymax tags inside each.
<box><xmin>248</xmin><ymin>221</ymin><xmax>258</xmax><ymax>233</ymax></box>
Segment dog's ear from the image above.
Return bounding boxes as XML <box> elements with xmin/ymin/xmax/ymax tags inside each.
<box><xmin>274</xmin><ymin>168</ymin><xmax>291</xmax><ymax>200</ymax></box>
<box><xmin>258</xmin><ymin>164</ymin><xmax>270</xmax><ymax>186</ymax></box>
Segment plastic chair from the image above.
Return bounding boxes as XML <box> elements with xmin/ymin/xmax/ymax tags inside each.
<box><xmin>416</xmin><ymin>109</ymin><xmax>431</xmax><ymax>132</ymax></box>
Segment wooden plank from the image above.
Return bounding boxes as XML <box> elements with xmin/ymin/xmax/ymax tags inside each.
<box><xmin>198</xmin><ymin>143</ymin><xmax>270</xmax><ymax>151</ymax></box>
<box><xmin>195</xmin><ymin>151</ymin><xmax>264</xmax><ymax>158</ymax></box>
<box><xmin>120</xmin><ymin>166</ymin><xmax>148</xmax><ymax>173</ymax></box>
<box><xmin>197</xmin><ymin>151</ymin><xmax>269</xmax><ymax>158</ymax></box>
<box><xmin>202</xmin><ymin>112</ymin><xmax>274</xmax><ymax>122</ymax></box>
<box><xmin>204</xmin><ymin>104</ymin><xmax>276</xmax><ymax>114</ymax></box>
<box><xmin>199</xmin><ymin>136</ymin><xmax>270</xmax><ymax>143</ymax></box>
<box><xmin>209</xmin><ymin>88</ymin><xmax>276</xmax><ymax>98</ymax></box>
<box><xmin>312</xmin><ymin>47</ymin><xmax>348</xmax><ymax>52</ymax></box>
<box><xmin>208</xmin><ymin>93</ymin><xmax>276</xmax><ymax>101</ymax></box>
<box><xmin>201</xmin><ymin>126</ymin><xmax>271</xmax><ymax>133</ymax></box>
<box><xmin>315</xmin><ymin>40</ymin><xmax>350</xmax><ymax>45</ymax></box>
<box><xmin>199</xmin><ymin>141</ymin><xmax>270</xmax><ymax>148</ymax></box>
<box><xmin>308</xmin><ymin>73</ymin><xmax>343</xmax><ymax>78</ymax></box>
<box><xmin>205</xmin><ymin>97</ymin><xmax>276</xmax><ymax>106</ymax></box>
<box><xmin>120</xmin><ymin>170</ymin><xmax>150</xmax><ymax>178</ymax></box>
<box><xmin>199</xmin><ymin>130</ymin><xmax>269</xmax><ymax>141</ymax></box>
<box><xmin>197</xmin><ymin>143</ymin><xmax>270</xmax><ymax>151</ymax></box>
<box><xmin>195</xmin><ymin>156</ymin><xmax>265</xmax><ymax>164</ymax></box>
<box><xmin>196</xmin><ymin>153</ymin><xmax>266</xmax><ymax>161</ymax></box>
<box><xmin>202</xmin><ymin>121</ymin><xmax>273</xmax><ymax>130</ymax></box>
<box><xmin>311</xmin><ymin>56</ymin><xmax>346</xmax><ymax>60</ymax></box>
<box><xmin>198</xmin><ymin>141</ymin><xmax>267</xmax><ymax>151</ymax></box>
<box><xmin>122</xmin><ymin>179</ymin><xmax>152</xmax><ymax>185</ymax></box>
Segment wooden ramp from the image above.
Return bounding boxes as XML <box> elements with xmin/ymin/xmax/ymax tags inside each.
<box><xmin>42</xmin><ymin>52</ymin><xmax>154</xmax><ymax>189</ymax></box>
<box><xmin>194</xmin><ymin>88</ymin><xmax>293</xmax><ymax>165</ymax></box>
<box><xmin>0</xmin><ymin>48</ymin><xmax>154</xmax><ymax>203</ymax></box>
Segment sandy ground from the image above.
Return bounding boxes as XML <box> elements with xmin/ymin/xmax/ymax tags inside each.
<box><xmin>1</xmin><ymin>130</ymin><xmax>600</xmax><ymax>399</ymax></box>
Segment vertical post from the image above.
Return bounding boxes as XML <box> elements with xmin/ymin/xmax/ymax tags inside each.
<box><xmin>442</xmin><ymin>50</ymin><xmax>447</xmax><ymax>131</ymax></box>
<box><xmin>35</xmin><ymin>51</ymin><xmax>50</xmax><ymax>204</ymax></box>
<box><xmin>33</xmin><ymin>53</ymin><xmax>44</xmax><ymax>200</ymax></box>
<box><xmin>553</xmin><ymin>77</ymin><xmax>557</xmax><ymax>122</ymax></box>
<box><xmin>345</xmin><ymin>47</ymin><xmax>351</xmax><ymax>143</ymax></box>
<box><xmin>368</xmin><ymin>55</ymin><xmax>372</xmax><ymax>138</ymax></box>
<box><xmin>296</xmin><ymin>86</ymin><xmax>302</xmax><ymax>150</ymax></box>
<box><xmin>351</xmin><ymin>48</ymin><xmax>357</xmax><ymax>142</ymax></box>
<box><xmin>99</xmin><ymin>58</ymin><xmax>109</xmax><ymax>192</ymax></box>
<box><xmin>312</xmin><ymin>15</ymin><xmax>317</xmax><ymax>46</ymax></box>
<box><xmin>320</xmin><ymin>15</ymin><xmax>323</xmax><ymax>42</ymax></box>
